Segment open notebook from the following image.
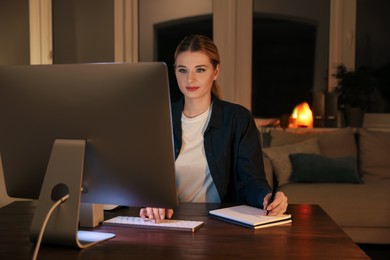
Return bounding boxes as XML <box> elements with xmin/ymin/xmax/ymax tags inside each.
<box><xmin>209</xmin><ymin>205</ymin><xmax>292</xmax><ymax>229</ymax></box>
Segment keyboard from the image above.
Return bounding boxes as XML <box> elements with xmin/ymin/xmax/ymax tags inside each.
<box><xmin>103</xmin><ymin>216</ymin><xmax>204</xmax><ymax>232</ymax></box>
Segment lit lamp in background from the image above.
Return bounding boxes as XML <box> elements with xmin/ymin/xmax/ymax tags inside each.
<box><xmin>289</xmin><ymin>102</ymin><xmax>313</xmax><ymax>128</ymax></box>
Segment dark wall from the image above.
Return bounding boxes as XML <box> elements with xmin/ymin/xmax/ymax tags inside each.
<box><xmin>356</xmin><ymin>0</ymin><xmax>390</xmax><ymax>112</ymax></box>
<box><xmin>356</xmin><ymin>0</ymin><xmax>390</xmax><ymax>69</ymax></box>
<box><xmin>0</xmin><ymin>0</ymin><xmax>29</xmax><ymax>65</ymax></box>
<box><xmin>52</xmin><ymin>0</ymin><xmax>114</xmax><ymax>64</ymax></box>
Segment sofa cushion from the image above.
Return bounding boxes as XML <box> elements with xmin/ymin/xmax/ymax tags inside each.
<box><xmin>289</xmin><ymin>153</ymin><xmax>362</xmax><ymax>183</ymax></box>
<box><xmin>279</xmin><ymin>176</ymin><xmax>390</xmax><ymax>228</ymax></box>
<box><xmin>269</xmin><ymin>127</ymin><xmax>357</xmax><ymax>158</ymax></box>
<box><xmin>359</xmin><ymin>128</ymin><xmax>390</xmax><ymax>178</ymax></box>
<box><xmin>262</xmin><ymin>138</ymin><xmax>321</xmax><ymax>186</ymax></box>
<box><xmin>263</xmin><ymin>156</ymin><xmax>274</xmax><ymax>188</ymax></box>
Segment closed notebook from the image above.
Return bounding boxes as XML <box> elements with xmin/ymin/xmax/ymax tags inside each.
<box><xmin>209</xmin><ymin>205</ymin><xmax>292</xmax><ymax>229</ymax></box>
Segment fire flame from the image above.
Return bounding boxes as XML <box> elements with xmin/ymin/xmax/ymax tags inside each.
<box><xmin>289</xmin><ymin>102</ymin><xmax>313</xmax><ymax>128</ymax></box>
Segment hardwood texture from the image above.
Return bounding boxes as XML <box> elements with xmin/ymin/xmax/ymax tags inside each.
<box><xmin>0</xmin><ymin>201</ymin><xmax>369</xmax><ymax>259</ymax></box>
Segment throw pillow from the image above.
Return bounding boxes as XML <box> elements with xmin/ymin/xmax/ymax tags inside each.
<box><xmin>262</xmin><ymin>138</ymin><xmax>321</xmax><ymax>186</ymax></box>
<box><xmin>289</xmin><ymin>153</ymin><xmax>362</xmax><ymax>183</ymax></box>
<box><xmin>359</xmin><ymin>128</ymin><xmax>390</xmax><ymax>178</ymax></box>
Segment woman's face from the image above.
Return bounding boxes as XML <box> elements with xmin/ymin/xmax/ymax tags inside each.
<box><xmin>175</xmin><ymin>51</ymin><xmax>219</xmax><ymax>101</ymax></box>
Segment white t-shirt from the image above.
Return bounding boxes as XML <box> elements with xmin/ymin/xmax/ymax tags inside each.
<box><xmin>175</xmin><ymin>105</ymin><xmax>221</xmax><ymax>203</ymax></box>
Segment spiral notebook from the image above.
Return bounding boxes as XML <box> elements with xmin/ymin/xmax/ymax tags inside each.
<box><xmin>209</xmin><ymin>205</ymin><xmax>292</xmax><ymax>229</ymax></box>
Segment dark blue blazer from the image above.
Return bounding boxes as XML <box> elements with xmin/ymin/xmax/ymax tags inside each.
<box><xmin>171</xmin><ymin>95</ymin><xmax>271</xmax><ymax>208</ymax></box>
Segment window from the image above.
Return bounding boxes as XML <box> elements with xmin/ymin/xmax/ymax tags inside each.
<box><xmin>252</xmin><ymin>0</ymin><xmax>330</xmax><ymax>119</ymax></box>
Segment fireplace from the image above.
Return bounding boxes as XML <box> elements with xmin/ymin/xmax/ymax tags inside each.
<box><xmin>289</xmin><ymin>102</ymin><xmax>313</xmax><ymax>128</ymax></box>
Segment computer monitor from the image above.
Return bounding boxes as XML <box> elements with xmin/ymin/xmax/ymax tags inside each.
<box><xmin>0</xmin><ymin>62</ymin><xmax>178</xmax><ymax>247</ymax></box>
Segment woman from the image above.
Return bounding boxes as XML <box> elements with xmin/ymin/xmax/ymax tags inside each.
<box><xmin>140</xmin><ymin>35</ymin><xmax>288</xmax><ymax>222</ymax></box>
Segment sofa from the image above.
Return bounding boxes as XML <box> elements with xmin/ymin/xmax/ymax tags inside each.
<box><xmin>259</xmin><ymin>127</ymin><xmax>390</xmax><ymax>245</ymax></box>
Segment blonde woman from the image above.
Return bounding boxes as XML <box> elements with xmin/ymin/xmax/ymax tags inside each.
<box><xmin>140</xmin><ymin>35</ymin><xmax>288</xmax><ymax>222</ymax></box>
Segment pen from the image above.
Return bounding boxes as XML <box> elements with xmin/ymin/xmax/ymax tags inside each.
<box><xmin>267</xmin><ymin>179</ymin><xmax>278</xmax><ymax>215</ymax></box>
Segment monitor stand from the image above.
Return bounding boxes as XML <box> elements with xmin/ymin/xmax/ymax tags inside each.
<box><xmin>30</xmin><ymin>139</ymin><xmax>115</xmax><ymax>248</ymax></box>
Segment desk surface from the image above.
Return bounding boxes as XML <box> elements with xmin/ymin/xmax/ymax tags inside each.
<box><xmin>0</xmin><ymin>201</ymin><xmax>368</xmax><ymax>259</ymax></box>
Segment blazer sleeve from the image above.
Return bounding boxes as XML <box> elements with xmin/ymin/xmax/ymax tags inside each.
<box><xmin>235</xmin><ymin>109</ymin><xmax>272</xmax><ymax>208</ymax></box>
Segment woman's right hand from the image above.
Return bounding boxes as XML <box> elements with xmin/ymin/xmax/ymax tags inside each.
<box><xmin>139</xmin><ymin>207</ymin><xmax>174</xmax><ymax>223</ymax></box>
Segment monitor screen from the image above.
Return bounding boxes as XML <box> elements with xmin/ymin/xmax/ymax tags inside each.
<box><xmin>0</xmin><ymin>62</ymin><xmax>178</xmax><ymax>209</ymax></box>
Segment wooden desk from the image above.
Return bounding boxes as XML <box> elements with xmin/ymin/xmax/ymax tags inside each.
<box><xmin>0</xmin><ymin>201</ymin><xmax>369</xmax><ymax>259</ymax></box>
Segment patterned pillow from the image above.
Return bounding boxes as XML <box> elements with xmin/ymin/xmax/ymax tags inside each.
<box><xmin>262</xmin><ymin>138</ymin><xmax>321</xmax><ymax>186</ymax></box>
